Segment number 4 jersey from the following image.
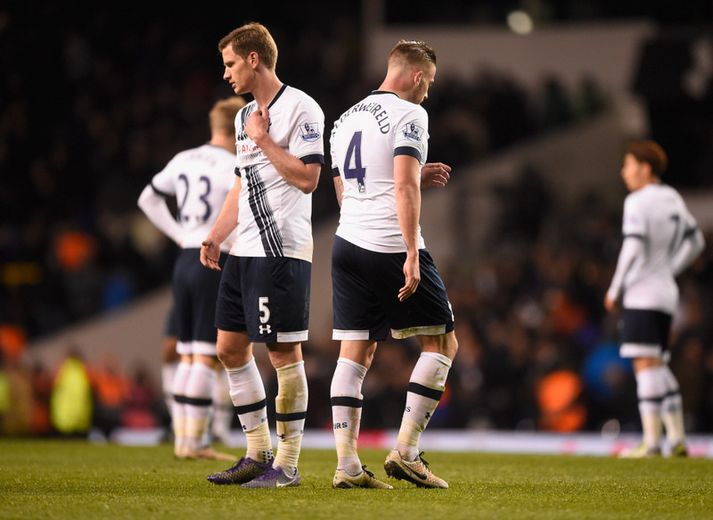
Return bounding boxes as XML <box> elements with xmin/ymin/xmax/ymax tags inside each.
<box><xmin>150</xmin><ymin>143</ymin><xmax>236</xmax><ymax>251</ymax></box>
<box><xmin>612</xmin><ymin>183</ymin><xmax>699</xmax><ymax>314</ymax></box>
<box><xmin>330</xmin><ymin>90</ymin><xmax>429</xmax><ymax>253</ymax></box>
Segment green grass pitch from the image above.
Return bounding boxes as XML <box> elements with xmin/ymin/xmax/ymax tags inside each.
<box><xmin>1</xmin><ymin>439</ymin><xmax>712</xmax><ymax>519</ymax></box>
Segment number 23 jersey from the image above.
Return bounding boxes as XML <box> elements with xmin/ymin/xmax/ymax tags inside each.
<box><xmin>330</xmin><ymin>90</ymin><xmax>429</xmax><ymax>253</ymax></box>
<box><xmin>150</xmin><ymin>143</ymin><xmax>236</xmax><ymax>251</ymax></box>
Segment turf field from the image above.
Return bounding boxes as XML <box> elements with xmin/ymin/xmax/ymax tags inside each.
<box><xmin>1</xmin><ymin>440</ymin><xmax>712</xmax><ymax>519</ymax></box>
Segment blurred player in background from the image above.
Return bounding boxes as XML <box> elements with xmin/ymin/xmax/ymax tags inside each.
<box><xmin>605</xmin><ymin>140</ymin><xmax>705</xmax><ymax>458</ymax></box>
<box><xmin>328</xmin><ymin>40</ymin><xmax>457</xmax><ymax>489</ymax></box>
<box><xmin>201</xmin><ymin>22</ymin><xmax>324</xmax><ymax>488</ymax></box>
<box><xmin>138</xmin><ymin>96</ymin><xmax>246</xmax><ymax>461</ymax></box>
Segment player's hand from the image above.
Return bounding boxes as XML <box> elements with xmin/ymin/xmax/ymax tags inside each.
<box><xmin>399</xmin><ymin>253</ymin><xmax>420</xmax><ymax>302</ymax></box>
<box><xmin>200</xmin><ymin>239</ymin><xmax>222</xmax><ymax>271</ymax></box>
<box><xmin>245</xmin><ymin>105</ymin><xmax>270</xmax><ymax>145</ymax></box>
<box><xmin>421</xmin><ymin>162</ymin><xmax>451</xmax><ymax>188</ymax></box>
<box><xmin>604</xmin><ymin>295</ymin><xmax>617</xmax><ymax>313</ymax></box>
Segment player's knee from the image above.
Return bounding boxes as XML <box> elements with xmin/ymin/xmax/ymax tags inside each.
<box><xmin>442</xmin><ymin>331</ymin><xmax>458</xmax><ymax>360</ymax></box>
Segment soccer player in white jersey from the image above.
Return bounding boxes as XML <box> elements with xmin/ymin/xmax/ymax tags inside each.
<box><xmin>138</xmin><ymin>96</ymin><xmax>246</xmax><ymax>461</ymax></box>
<box><xmin>201</xmin><ymin>23</ymin><xmax>324</xmax><ymax>488</ymax></box>
<box><xmin>328</xmin><ymin>40</ymin><xmax>457</xmax><ymax>489</ymax></box>
<box><xmin>605</xmin><ymin>140</ymin><xmax>705</xmax><ymax>458</ymax></box>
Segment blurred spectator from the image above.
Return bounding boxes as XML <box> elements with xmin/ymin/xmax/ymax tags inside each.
<box><xmin>91</xmin><ymin>353</ymin><xmax>130</xmax><ymax>437</ymax></box>
<box><xmin>50</xmin><ymin>348</ymin><xmax>93</xmax><ymax>436</ymax></box>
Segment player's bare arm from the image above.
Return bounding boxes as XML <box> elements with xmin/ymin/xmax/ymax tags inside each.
<box><xmin>245</xmin><ymin>106</ymin><xmax>320</xmax><ymax>194</ymax></box>
<box><xmin>394</xmin><ymin>154</ymin><xmax>422</xmax><ymax>302</ymax></box>
<box><xmin>421</xmin><ymin>162</ymin><xmax>451</xmax><ymax>188</ymax></box>
<box><xmin>333</xmin><ymin>176</ymin><xmax>344</xmax><ymax>207</ymax></box>
<box><xmin>201</xmin><ymin>176</ymin><xmax>241</xmax><ymax>271</ymax></box>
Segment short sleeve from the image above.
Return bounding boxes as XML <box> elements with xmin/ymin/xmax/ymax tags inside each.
<box><xmin>289</xmin><ymin>97</ymin><xmax>325</xmax><ymax>165</ymax></box>
<box><xmin>393</xmin><ymin>107</ymin><xmax>429</xmax><ymax>165</ymax></box>
<box><xmin>622</xmin><ymin>195</ymin><xmax>646</xmax><ymax>238</ymax></box>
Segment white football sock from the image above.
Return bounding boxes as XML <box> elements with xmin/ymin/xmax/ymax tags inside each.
<box><xmin>660</xmin><ymin>365</ymin><xmax>685</xmax><ymax>445</ymax></box>
<box><xmin>171</xmin><ymin>361</ymin><xmax>192</xmax><ymax>455</ymax></box>
<box><xmin>636</xmin><ymin>367</ymin><xmax>665</xmax><ymax>449</ymax></box>
<box><xmin>211</xmin><ymin>369</ymin><xmax>233</xmax><ymax>443</ymax></box>
<box><xmin>226</xmin><ymin>358</ymin><xmax>272</xmax><ymax>463</ymax></box>
<box><xmin>162</xmin><ymin>361</ymin><xmax>178</xmax><ymax>419</ymax></box>
<box><xmin>330</xmin><ymin>357</ymin><xmax>368</xmax><ymax>475</ymax></box>
<box><xmin>274</xmin><ymin>361</ymin><xmax>308</xmax><ymax>473</ymax></box>
<box><xmin>184</xmin><ymin>361</ymin><xmax>216</xmax><ymax>451</ymax></box>
<box><xmin>396</xmin><ymin>352</ymin><xmax>452</xmax><ymax>461</ymax></box>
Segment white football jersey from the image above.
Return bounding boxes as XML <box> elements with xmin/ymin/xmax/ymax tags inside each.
<box><xmin>330</xmin><ymin>91</ymin><xmax>429</xmax><ymax>253</ymax></box>
<box><xmin>619</xmin><ymin>183</ymin><xmax>698</xmax><ymax>313</ymax></box>
<box><xmin>231</xmin><ymin>85</ymin><xmax>324</xmax><ymax>262</ymax></box>
<box><xmin>150</xmin><ymin>143</ymin><xmax>236</xmax><ymax>251</ymax></box>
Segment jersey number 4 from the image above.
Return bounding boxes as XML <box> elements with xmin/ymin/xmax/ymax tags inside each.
<box><xmin>344</xmin><ymin>131</ymin><xmax>366</xmax><ymax>193</ymax></box>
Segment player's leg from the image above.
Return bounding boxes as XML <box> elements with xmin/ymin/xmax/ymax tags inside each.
<box><xmin>384</xmin><ymin>331</ymin><xmax>457</xmax><ymax>489</ymax></box>
<box><xmin>160</xmin><ymin>308</ymin><xmax>179</xmax><ymax>424</ymax></box>
<box><xmin>329</xmin><ymin>236</ymin><xmax>392</xmax><ymax>489</ymax></box>
<box><xmin>171</xmin><ymin>350</ymin><xmax>192</xmax><ymax>458</ymax></box>
<box><xmin>618</xmin><ymin>309</ymin><xmax>671</xmax><ymax>458</ymax></box>
<box><xmin>238</xmin><ymin>256</ymin><xmax>311</xmax><ymax>489</ymax></box>
<box><xmin>330</xmin><ymin>340</ymin><xmax>392</xmax><ymax>489</ymax></box>
<box><xmin>210</xmin><ymin>367</ymin><xmax>233</xmax><ymax>444</ymax></box>
<box><xmin>182</xmin><ymin>352</ymin><xmax>235</xmax><ymax>461</ymax></box>
<box><xmin>381</xmin><ymin>248</ymin><xmax>456</xmax><ymax>488</ymax></box>
<box><xmin>207</xmin><ymin>255</ymin><xmax>273</xmax><ymax>484</ymax></box>
<box><xmin>660</xmin><ymin>363</ymin><xmax>687</xmax><ymax>456</ymax></box>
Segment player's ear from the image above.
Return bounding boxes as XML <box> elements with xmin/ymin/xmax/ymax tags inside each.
<box><xmin>413</xmin><ymin>68</ymin><xmax>424</xmax><ymax>87</ymax></box>
<box><xmin>248</xmin><ymin>51</ymin><xmax>259</xmax><ymax>68</ymax></box>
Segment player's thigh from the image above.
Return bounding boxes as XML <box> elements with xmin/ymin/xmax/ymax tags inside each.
<box><xmin>241</xmin><ymin>256</ymin><xmax>311</xmax><ymax>343</ymax></box>
<box><xmin>331</xmin><ymin>236</ymin><xmax>389</xmax><ymax>341</ymax></box>
<box><xmin>377</xmin><ymin>249</ymin><xmax>455</xmax><ymax>339</ymax></box>
<box><xmin>619</xmin><ymin>308</ymin><xmax>672</xmax><ymax>359</ymax></box>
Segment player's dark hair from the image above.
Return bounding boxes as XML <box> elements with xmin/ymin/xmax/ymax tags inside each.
<box><xmin>210</xmin><ymin>97</ymin><xmax>245</xmax><ymax>135</ymax></box>
<box><xmin>389</xmin><ymin>40</ymin><xmax>437</xmax><ymax>69</ymax></box>
<box><xmin>218</xmin><ymin>22</ymin><xmax>278</xmax><ymax>70</ymax></box>
<box><xmin>626</xmin><ymin>140</ymin><xmax>668</xmax><ymax>177</ymax></box>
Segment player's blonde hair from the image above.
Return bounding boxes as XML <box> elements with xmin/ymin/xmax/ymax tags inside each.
<box><xmin>218</xmin><ymin>22</ymin><xmax>278</xmax><ymax>70</ymax></box>
<box><xmin>209</xmin><ymin>96</ymin><xmax>246</xmax><ymax>135</ymax></box>
<box><xmin>626</xmin><ymin>140</ymin><xmax>668</xmax><ymax>177</ymax></box>
<box><xmin>388</xmin><ymin>40</ymin><xmax>437</xmax><ymax>70</ymax></box>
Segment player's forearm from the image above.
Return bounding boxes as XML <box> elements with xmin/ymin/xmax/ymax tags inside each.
<box><xmin>206</xmin><ymin>183</ymin><xmax>239</xmax><ymax>245</ymax></box>
<box><xmin>606</xmin><ymin>237</ymin><xmax>643</xmax><ymax>301</ymax></box>
<box><xmin>137</xmin><ymin>186</ymin><xmax>182</xmax><ymax>245</ymax></box>
<box><xmin>333</xmin><ymin>176</ymin><xmax>343</xmax><ymax>207</ymax></box>
<box><xmin>255</xmin><ymin>136</ymin><xmax>319</xmax><ymax>193</ymax></box>
<box><xmin>394</xmin><ymin>169</ymin><xmax>421</xmax><ymax>254</ymax></box>
<box><xmin>671</xmin><ymin>229</ymin><xmax>705</xmax><ymax>276</ymax></box>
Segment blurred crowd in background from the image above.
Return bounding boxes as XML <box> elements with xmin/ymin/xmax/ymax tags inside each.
<box><xmin>1</xmin><ymin>2</ymin><xmax>713</xmax><ymax>437</ymax></box>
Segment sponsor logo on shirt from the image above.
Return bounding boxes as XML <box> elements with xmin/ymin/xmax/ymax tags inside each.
<box><xmin>402</xmin><ymin>121</ymin><xmax>424</xmax><ymax>142</ymax></box>
<box><xmin>299</xmin><ymin>122</ymin><xmax>321</xmax><ymax>142</ymax></box>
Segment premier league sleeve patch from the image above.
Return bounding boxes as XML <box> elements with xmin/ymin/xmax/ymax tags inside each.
<box><xmin>299</xmin><ymin>122</ymin><xmax>321</xmax><ymax>142</ymax></box>
<box><xmin>401</xmin><ymin>120</ymin><xmax>424</xmax><ymax>142</ymax></box>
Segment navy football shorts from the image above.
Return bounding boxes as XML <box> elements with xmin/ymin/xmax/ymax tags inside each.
<box><xmin>332</xmin><ymin>235</ymin><xmax>454</xmax><ymax>341</ymax></box>
<box><xmin>215</xmin><ymin>255</ymin><xmax>311</xmax><ymax>343</ymax></box>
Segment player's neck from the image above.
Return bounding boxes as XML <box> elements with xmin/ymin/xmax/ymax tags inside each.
<box><xmin>209</xmin><ymin>133</ymin><xmax>236</xmax><ymax>153</ymax></box>
<box><xmin>252</xmin><ymin>71</ymin><xmax>283</xmax><ymax>108</ymax></box>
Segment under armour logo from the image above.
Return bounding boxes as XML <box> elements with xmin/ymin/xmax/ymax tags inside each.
<box><xmin>425</xmin><ymin>411</ymin><xmax>432</xmax><ymax>420</ymax></box>
<box><xmin>259</xmin><ymin>324</ymin><xmax>272</xmax><ymax>335</ymax></box>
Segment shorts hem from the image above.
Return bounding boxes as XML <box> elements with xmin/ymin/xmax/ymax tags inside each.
<box><xmin>391</xmin><ymin>324</ymin><xmax>447</xmax><ymax>339</ymax></box>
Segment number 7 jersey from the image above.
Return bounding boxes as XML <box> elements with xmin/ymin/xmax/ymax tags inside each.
<box><xmin>619</xmin><ymin>183</ymin><xmax>699</xmax><ymax>313</ymax></box>
<box><xmin>330</xmin><ymin>90</ymin><xmax>429</xmax><ymax>253</ymax></box>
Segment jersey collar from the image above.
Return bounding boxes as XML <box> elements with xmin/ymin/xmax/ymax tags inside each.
<box><xmin>268</xmin><ymin>84</ymin><xmax>288</xmax><ymax>109</ymax></box>
<box><xmin>370</xmin><ymin>90</ymin><xmax>399</xmax><ymax>98</ymax></box>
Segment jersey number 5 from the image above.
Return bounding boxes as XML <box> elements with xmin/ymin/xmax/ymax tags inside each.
<box><xmin>344</xmin><ymin>131</ymin><xmax>366</xmax><ymax>193</ymax></box>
